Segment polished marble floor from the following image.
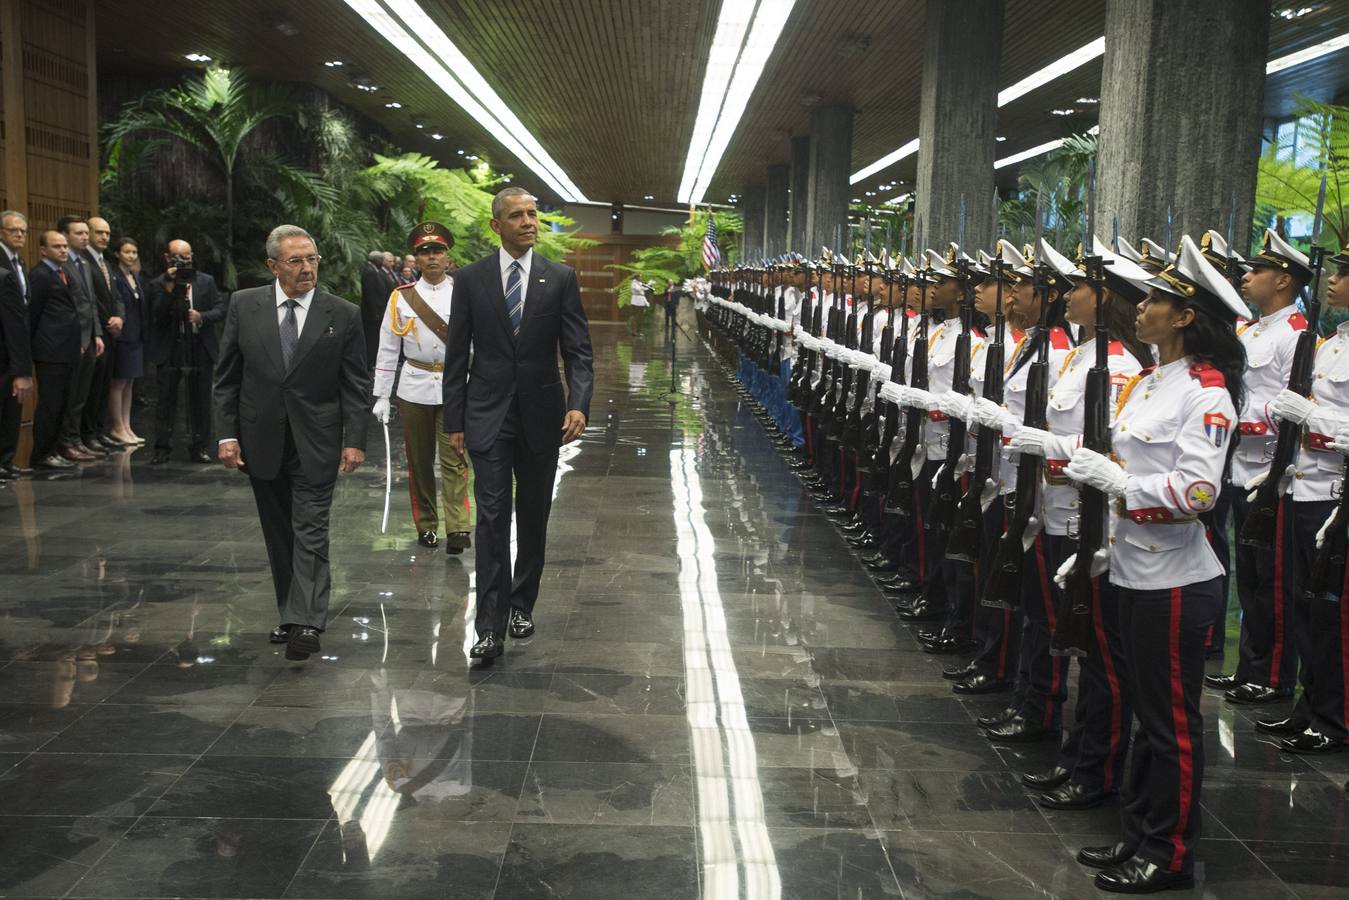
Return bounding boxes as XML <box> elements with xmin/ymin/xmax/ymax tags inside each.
<box><xmin>0</xmin><ymin>319</ymin><xmax>1346</xmax><ymax>899</ymax></box>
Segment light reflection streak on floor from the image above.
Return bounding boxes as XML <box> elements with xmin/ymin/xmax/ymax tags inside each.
<box><xmin>672</xmin><ymin>444</ymin><xmax>781</xmax><ymax>900</ymax></box>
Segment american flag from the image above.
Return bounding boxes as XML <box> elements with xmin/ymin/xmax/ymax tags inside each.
<box><xmin>702</xmin><ymin>214</ymin><xmax>721</xmax><ymax>269</ymax></box>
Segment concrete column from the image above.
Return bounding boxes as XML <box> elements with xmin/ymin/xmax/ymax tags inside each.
<box><xmin>741</xmin><ymin>185</ymin><xmax>766</xmax><ymax>262</ymax></box>
<box><xmin>806</xmin><ymin>105</ymin><xmax>853</xmax><ymax>254</ymax></box>
<box><xmin>1096</xmin><ymin>0</ymin><xmax>1269</xmax><ymax>251</ymax></box>
<box><xmin>789</xmin><ymin>135</ymin><xmax>810</xmax><ymax>253</ymax></box>
<box><xmin>764</xmin><ymin>164</ymin><xmax>789</xmax><ymax>258</ymax></box>
<box><xmin>912</xmin><ymin>0</ymin><xmax>1003</xmax><ymax>254</ymax></box>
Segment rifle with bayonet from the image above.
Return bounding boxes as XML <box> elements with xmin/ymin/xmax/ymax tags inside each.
<box><xmin>886</xmin><ymin>239</ymin><xmax>931</xmax><ymax>516</ymax></box>
<box><xmin>869</xmin><ymin>259</ymin><xmax>910</xmax><ymax>486</ymax></box>
<box><xmin>843</xmin><ymin>256</ymin><xmax>877</xmax><ymax>449</ymax></box>
<box><xmin>828</xmin><ymin>258</ymin><xmax>859</xmax><ymax>441</ymax></box>
<box><xmin>984</xmin><ymin>201</ymin><xmax>1052</xmax><ymax>610</ymax></box>
<box><xmin>929</xmin><ymin>245</ymin><xmax>976</xmax><ymax>534</ymax></box>
<box><xmin>1241</xmin><ymin>170</ymin><xmax>1328</xmax><ymax>550</ymax></box>
<box><xmin>859</xmin><ymin>255</ymin><xmax>895</xmax><ymax>476</ymax></box>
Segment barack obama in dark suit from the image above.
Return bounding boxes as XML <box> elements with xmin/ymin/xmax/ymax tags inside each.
<box><xmin>213</xmin><ymin>225</ymin><xmax>371</xmax><ymax>661</ymax></box>
<box><xmin>443</xmin><ymin>187</ymin><xmax>593</xmax><ymax>659</ymax></box>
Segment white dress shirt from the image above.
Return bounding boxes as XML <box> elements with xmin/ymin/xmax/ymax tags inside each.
<box><xmin>275</xmin><ymin>280</ymin><xmax>315</xmax><ymax>331</ymax></box>
<box><xmin>499</xmin><ymin>246</ymin><xmax>533</xmax><ymax>311</ymax></box>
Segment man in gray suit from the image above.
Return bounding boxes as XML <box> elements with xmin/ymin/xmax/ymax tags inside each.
<box><xmin>214</xmin><ymin>225</ymin><xmax>371</xmax><ymax>661</ymax></box>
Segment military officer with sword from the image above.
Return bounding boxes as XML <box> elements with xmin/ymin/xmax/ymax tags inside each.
<box><xmin>372</xmin><ymin>222</ymin><xmax>473</xmax><ymax>554</ymax></box>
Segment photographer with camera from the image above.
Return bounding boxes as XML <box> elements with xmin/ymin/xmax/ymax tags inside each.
<box><xmin>147</xmin><ymin>239</ymin><xmax>225</xmax><ymax>464</ymax></box>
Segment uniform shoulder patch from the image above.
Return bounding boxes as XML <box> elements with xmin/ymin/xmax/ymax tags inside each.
<box><xmin>1288</xmin><ymin>312</ymin><xmax>1309</xmax><ymax>331</ymax></box>
<box><xmin>1048</xmin><ymin>326</ymin><xmax>1072</xmax><ymax>350</ymax></box>
<box><xmin>1189</xmin><ymin>363</ymin><xmax>1226</xmax><ymax>389</ymax></box>
<box><xmin>397</xmin><ymin>281</ymin><xmax>417</xmax><ymax>290</ymax></box>
<box><xmin>1202</xmin><ymin>412</ymin><xmax>1231</xmax><ymax>448</ymax></box>
<box><xmin>1107</xmin><ymin>340</ymin><xmax>1124</xmax><ymax>356</ymax></box>
<box><xmin>1185</xmin><ymin>480</ymin><xmax>1218</xmax><ymax>512</ymax></box>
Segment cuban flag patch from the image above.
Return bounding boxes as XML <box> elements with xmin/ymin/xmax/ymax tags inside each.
<box><xmin>1203</xmin><ymin>412</ymin><xmax>1231</xmax><ymax>448</ymax></box>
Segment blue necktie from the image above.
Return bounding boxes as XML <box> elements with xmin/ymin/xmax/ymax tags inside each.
<box><xmin>506</xmin><ymin>260</ymin><xmax>523</xmax><ymax>337</ymax></box>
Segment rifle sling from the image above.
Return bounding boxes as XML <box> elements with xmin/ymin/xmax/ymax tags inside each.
<box><xmin>400</xmin><ymin>286</ymin><xmax>449</xmax><ymax>343</ymax></box>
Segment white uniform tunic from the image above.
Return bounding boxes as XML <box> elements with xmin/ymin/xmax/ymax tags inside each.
<box><xmin>1291</xmin><ymin>321</ymin><xmax>1349</xmax><ymax>502</ymax></box>
<box><xmin>922</xmin><ymin>316</ymin><xmax>984</xmax><ymax>462</ymax></box>
<box><xmin>1108</xmin><ymin>358</ymin><xmax>1236</xmax><ymax>590</ymax></box>
<box><xmin>1042</xmin><ymin>339</ymin><xmax>1144</xmax><ymax>535</ymax></box>
<box><xmin>1231</xmin><ymin>304</ymin><xmax>1306</xmax><ymax>486</ymax></box>
<box><xmin>372</xmin><ymin>275</ymin><xmax>454</xmax><ymax>406</ymax></box>
<box><xmin>998</xmin><ymin>327</ymin><xmax>1073</xmax><ymax>495</ymax></box>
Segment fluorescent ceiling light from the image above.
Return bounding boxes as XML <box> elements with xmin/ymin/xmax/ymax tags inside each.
<box><xmin>342</xmin><ymin>0</ymin><xmax>589</xmax><ymax>202</ymax></box>
<box><xmin>850</xmin><ymin>138</ymin><xmax>920</xmax><ymax>185</ymax></box>
<box><xmin>1266</xmin><ymin>29</ymin><xmax>1349</xmax><ymax>74</ymax></box>
<box><xmin>678</xmin><ymin>0</ymin><xmax>799</xmax><ymax>205</ymax></box>
<box><xmin>852</xmin><ymin>38</ymin><xmax>1104</xmax><ymax>184</ymax></box>
<box><xmin>997</xmin><ymin>37</ymin><xmax>1105</xmax><ymax>106</ymax></box>
<box><xmin>886</xmin><ymin>192</ymin><xmax>912</xmax><ymax>205</ymax></box>
<box><xmin>994</xmin><ymin>125</ymin><xmax>1098</xmax><ymax>169</ymax></box>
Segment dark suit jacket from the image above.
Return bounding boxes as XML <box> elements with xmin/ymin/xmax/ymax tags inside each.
<box><xmin>81</xmin><ymin>248</ymin><xmax>123</xmax><ymax>322</ymax></box>
<box><xmin>213</xmin><ymin>284</ymin><xmax>371</xmax><ymax>483</ymax></box>
<box><xmin>360</xmin><ymin>263</ymin><xmax>392</xmax><ymax>364</ymax></box>
<box><xmin>147</xmin><ymin>271</ymin><xmax>226</xmax><ymax>364</ymax></box>
<box><xmin>28</xmin><ymin>262</ymin><xmax>85</xmax><ymax>363</ymax></box>
<box><xmin>441</xmin><ymin>251</ymin><xmax>593</xmax><ymax>454</ymax></box>
<box><xmin>61</xmin><ymin>259</ymin><xmax>101</xmax><ymax>345</ymax></box>
<box><xmin>0</xmin><ymin>265</ymin><xmax>31</xmax><ymax>377</ymax></box>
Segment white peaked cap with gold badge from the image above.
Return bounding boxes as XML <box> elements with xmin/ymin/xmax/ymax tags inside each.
<box><xmin>1146</xmin><ymin>234</ymin><xmax>1248</xmax><ymax>321</ymax></box>
<box><xmin>1035</xmin><ymin>237</ymin><xmax>1082</xmax><ymax>281</ymax></box>
<box><xmin>1248</xmin><ymin>228</ymin><xmax>1313</xmax><ymax>282</ymax></box>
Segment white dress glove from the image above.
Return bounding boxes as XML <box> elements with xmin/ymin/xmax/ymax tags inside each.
<box><xmin>372</xmin><ymin>397</ymin><xmax>391</xmax><ymax>424</ymax></box>
<box><xmin>971</xmin><ymin>397</ymin><xmax>1017</xmax><ymax>434</ymax></box>
<box><xmin>1330</xmin><ymin>422</ymin><xmax>1349</xmax><ymax>454</ymax></box>
<box><xmin>1269</xmin><ymin>389</ymin><xmax>1315</xmax><ymax>426</ymax></box>
<box><xmin>938</xmin><ymin>390</ymin><xmax>973</xmax><ymax>422</ymax></box>
<box><xmin>1053</xmin><ymin>548</ymin><xmax>1111</xmax><ymax>589</ymax></box>
<box><xmin>1064</xmin><ymin>447</ymin><xmax>1129</xmax><ymax>496</ymax></box>
<box><xmin>879</xmin><ymin>382</ymin><xmax>905</xmax><ymax>406</ymax></box>
<box><xmin>902</xmin><ymin>387</ymin><xmax>939</xmax><ymax>411</ymax></box>
<box><xmin>1244</xmin><ymin>465</ymin><xmax>1295</xmax><ymax>502</ymax></box>
<box><xmin>1007</xmin><ymin>426</ymin><xmax>1074</xmax><ymax>460</ymax></box>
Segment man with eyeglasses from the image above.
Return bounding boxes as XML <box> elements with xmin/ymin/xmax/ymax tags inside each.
<box><xmin>147</xmin><ymin>238</ymin><xmax>225</xmax><ymax>464</ymax></box>
<box><xmin>214</xmin><ymin>225</ymin><xmax>370</xmax><ymax>663</ymax></box>
<box><xmin>0</xmin><ymin>211</ymin><xmax>29</xmax><ymax>476</ymax></box>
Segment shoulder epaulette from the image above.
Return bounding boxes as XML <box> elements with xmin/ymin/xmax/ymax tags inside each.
<box><xmin>1289</xmin><ymin>312</ymin><xmax>1309</xmax><ymax>331</ymax></box>
<box><xmin>1049</xmin><ymin>326</ymin><xmax>1072</xmax><ymax>350</ymax></box>
<box><xmin>1108</xmin><ymin>340</ymin><xmax>1124</xmax><ymax>356</ymax></box>
<box><xmin>397</xmin><ymin>281</ymin><xmax>417</xmax><ymax>291</ymax></box>
<box><xmin>1189</xmin><ymin>362</ymin><xmax>1226</xmax><ymax>389</ymax></box>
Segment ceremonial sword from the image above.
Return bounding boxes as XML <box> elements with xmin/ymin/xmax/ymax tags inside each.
<box><xmin>381</xmin><ymin>420</ymin><xmax>392</xmax><ymax>534</ymax></box>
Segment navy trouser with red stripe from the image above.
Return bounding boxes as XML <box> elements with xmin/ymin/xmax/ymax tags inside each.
<box><xmin>1118</xmin><ymin>577</ymin><xmax>1222</xmax><ymax>875</ymax></box>
<box><xmin>1289</xmin><ymin>499</ymin><xmax>1339</xmax><ymax>731</ymax></box>
<box><xmin>1230</xmin><ymin>493</ymin><xmax>1298</xmax><ymax>690</ymax></box>
<box><xmin>1056</xmin><ymin>557</ymin><xmax>1133</xmax><ymax>793</ymax></box>
<box><xmin>972</xmin><ymin>500</ymin><xmax>1020</xmax><ymax>681</ymax></box>
<box><xmin>1015</xmin><ymin>534</ymin><xmax>1071</xmax><ymax>728</ymax></box>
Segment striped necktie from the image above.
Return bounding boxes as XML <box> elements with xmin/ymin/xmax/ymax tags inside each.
<box><xmin>280</xmin><ymin>299</ymin><xmax>300</xmax><ymax>369</ymax></box>
<box><xmin>506</xmin><ymin>260</ymin><xmax>523</xmax><ymax>337</ymax></box>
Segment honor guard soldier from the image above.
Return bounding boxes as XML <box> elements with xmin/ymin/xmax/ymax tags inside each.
<box><xmin>1206</xmin><ymin>229</ymin><xmax>1310</xmax><ymax>703</ymax></box>
<box><xmin>372</xmin><ymin>222</ymin><xmax>472</xmax><ymax>553</ymax></box>
<box><xmin>1064</xmin><ymin>234</ymin><xmax>1247</xmax><ymax>893</ymax></box>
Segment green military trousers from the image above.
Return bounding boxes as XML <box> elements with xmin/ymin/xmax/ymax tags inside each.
<box><xmin>398</xmin><ymin>398</ymin><xmax>472</xmax><ymax>536</ymax></box>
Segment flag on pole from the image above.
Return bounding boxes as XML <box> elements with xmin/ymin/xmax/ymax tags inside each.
<box><xmin>702</xmin><ymin>212</ymin><xmax>721</xmax><ymax>270</ymax></box>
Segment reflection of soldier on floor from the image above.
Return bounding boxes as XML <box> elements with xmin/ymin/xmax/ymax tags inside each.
<box><xmin>372</xmin><ymin>222</ymin><xmax>472</xmax><ymax>554</ymax></box>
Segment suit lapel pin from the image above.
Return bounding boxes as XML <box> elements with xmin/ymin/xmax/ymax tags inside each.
<box><xmin>325</xmin><ymin>324</ymin><xmax>335</xmax><ymax>335</ymax></box>
<box><xmin>537</xmin><ymin>278</ymin><xmax>546</xmax><ymax>283</ymax></box>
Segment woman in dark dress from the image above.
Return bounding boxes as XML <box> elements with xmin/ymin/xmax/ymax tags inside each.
<box><xmin>108</xmin><ymin>237</ymin><xmax>146</xmax><ymax>445</ymax></box>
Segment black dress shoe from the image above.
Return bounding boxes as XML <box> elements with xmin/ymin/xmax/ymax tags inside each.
<box><xmin>0</xmin><ymin>466</ymin><xmax>13</xmax><ymax>480</ymax></box>
<box><xmin>470</xmin><ymin>632</ymin><xmax>504</xmax><ymax>659</ymax></box>
<box><xmin>2</xmin><ymin>463</ymin><xmax>27</xmax><ymax>478</ymax></box>
<box><xmin>952</xmin><ymin>674</ymin><xmax>1012</xmax><ymax>695</ymax></box>
<box><xmin>99</xmin><ymin>433</ymin><xmax>128</xmax><ymax>448</ymax></box>
<box><xmin>877</xmin><ymin>575</ymin><xmax>919</xmax><ymax>592</ymax></box>
<box><xmin>189</xmin><ymin>449</ymin><xmax>212</xmax><ymax>464</ymax></box>
<box><xmin>35</xmin><ymin>454</ymin><xmax>75</xmax><ymax>469</ymax></box>
<box><xmin>977</xmin><ymin>704</ymin><xmax>1020</xmax><ymax>728</ymax></box>
<box><xmin>822</xmin><ymin>504</ymin><xmax>852</xmax><ymax>518</ymax></box>
<box><xmin>916</xmin><ymin>627</ymin><xmax>942</xmax><ymax>643</ymax></box>
<box><xmin>898</xmin><ymin>600</ymin><xmax>945</xmax><ymax>621</ymax></box>
<box><xmin>445</xmin><ymin>531</ymin><xmax>471</xmax><ymax>554</ymax></box>
<box><xmin>942</xmin><ymin>661</ymin><xmax>976</xmax><ymax>681</ymax></box>
<box><xmin>922</xmin><ymin>634</ymin><xmax>976</xmax><ymax>655</ymax></box>
<box><xmin>286</xmin><ymin>626</ymin><xmax>321</xmax><ymax>661</ymax></box>
<box><xmin>1076</xmin><ymin>842</ymin><xmax>1134</xmax><ymax>870</ymax></box>
<box><xmin>981</xmin><ymin>714</ymin><xmax>1058</xmax><ymax>742</ymax></box>
<box><xmin>1280</xmin><ymin>729</ymin><xmax>1343</xmax><ymax>754</ymax></box>
<box><xmin>848</xmin><ymin>536</ymin><xmax>878</xmax><ymax>552</ymax></box>
<box><xmin>1036</xmin><ymin>781</ymin><xmax>1113</xmax><ymax>810</ymax></box>
<box><xmin>1203</xmin><ymin>672</ymin><xmax>1240</xmax><ymax>689</ymax></box>
<box><xmin>1021</xmin><ymin>765</ymin><xmax>1071</xmax><ymax>790</ymax></box>
<box><xmin>1225</xmin><ymin>683</ymin><xmax>1291</xmax><ymax>705</ymax></box>
<box><xmin>417</xmin><ymin>530</ymin><xmax>439</xmax><ymax>548</ymax></box>
<box><xmin>269</xmin><ymin>625</ymin><xmax>292</xmax><ymax>644</ymax></box>
<box><xmin>1255</xmin><ymin>715</ymin><xmax>1309</xmax><ymax>736</ymax></box>
<box><xmin>509</xmin><ymin>608</ymin><xmax>535</xmax><ymax>639</ymax></box>
<box><xmin>1094</xmin><ymin>856</ymin><xmax>1192</xmax><ymax>894</ymax></box>
<box><xmin>150</xmin><ymin>450</ymin><xmax>171</xmax><ymax>464</ymax></box>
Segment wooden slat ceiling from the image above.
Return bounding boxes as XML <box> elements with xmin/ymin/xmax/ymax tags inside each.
<box><xmin>96</xmin><ymin>1</ymin><xmax>1349</xmax><ymax>208</ymax></box>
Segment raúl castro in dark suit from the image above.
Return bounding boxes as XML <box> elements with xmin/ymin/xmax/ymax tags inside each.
<box><xmin>442</xmin><ymin>187</ymin><xmax>594</xmax><ymax>660</ymax></box>
<box><xmin>213</xmin><ymin>225</ymin><xmax>371</xmax><ymax>661</ymax></box>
